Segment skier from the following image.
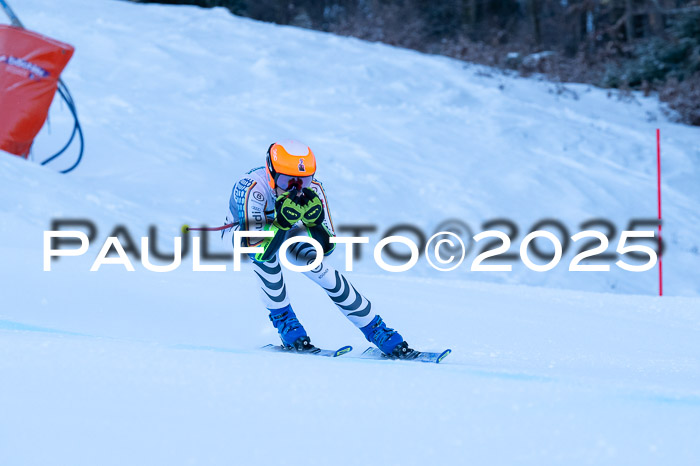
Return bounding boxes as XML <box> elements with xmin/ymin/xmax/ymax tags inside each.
<box><xmin>224</xmin><ymin>139</ymin><xmax>414</xmax><ymax>358</ymax></box>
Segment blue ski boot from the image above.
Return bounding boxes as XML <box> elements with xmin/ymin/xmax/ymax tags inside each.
<box><xmin>360</xmin><ymin>315</ymin><xmax>413</xmax><ymax>357</ymax></box>
<box><xmin>269</xmin><ymin>304</ymin><xmax>313</xmax><ymax>351</ymax></box>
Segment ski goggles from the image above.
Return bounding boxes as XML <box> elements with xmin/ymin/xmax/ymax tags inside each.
<box><xmin>274</xmin><ymin>173</ymin><xmax>313</xmax><ymax>192</ymax></box>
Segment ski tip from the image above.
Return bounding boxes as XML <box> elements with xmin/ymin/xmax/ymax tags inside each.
<box><xmin>333</xmin><ymin>345</ymin><xmax>353</xmax><ymax>357</ymax></box>
<box><xmin>436</xmin><ymin>349</ymin><xmax>452</xmax><ymax>363</ymax></box>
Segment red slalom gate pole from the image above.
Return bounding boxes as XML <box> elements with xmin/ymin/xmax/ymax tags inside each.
<box><xmin>657</xmin><ymin>129</ymin><xmax>663</xmax><ymax>296</ymax></box>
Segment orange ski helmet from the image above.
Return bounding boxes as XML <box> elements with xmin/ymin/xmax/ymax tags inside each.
<box><xmin>266</xmin><ymin>139</ymin><xmax>317</xmax><ymax>191</ymax></box>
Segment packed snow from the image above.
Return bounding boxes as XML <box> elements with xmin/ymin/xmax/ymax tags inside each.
<box><xmin>1</xmin><ymin>0</ymin><xmax>699</xmax><ymax>465</ymax></box>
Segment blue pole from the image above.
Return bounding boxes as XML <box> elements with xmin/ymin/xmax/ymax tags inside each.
<box><xmin>0</xmin><ymin>0</ymin><xmax>25</xmax><ymax>28</ymax></box>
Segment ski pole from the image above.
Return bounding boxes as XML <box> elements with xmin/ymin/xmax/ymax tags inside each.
<box><xmin>181</xmin><ymin>223</ymin><xmax>238</xmax><ymax>234</ymax></box>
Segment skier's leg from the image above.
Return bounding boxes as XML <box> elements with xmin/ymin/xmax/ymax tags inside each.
<box><xmin>289</xmin><ymin>241</ymin><xmax>375</xmax><ymax>326</ymax></box>
<box><xmin>250</xmin><ymin>254</ymin><xmax>310</xmax><ymax>350</ymax></box>
<box><xmin>225</xmin><ymin>182</ymin><xmax>310</xmax><ymax>350</ymax></box>
<box><xmin>250</xmin><ymin>255</ymin><xmax>289</xmax><ymax>309</ymax></box>
<box><xmin>283</xmin><ymin>235</ymin><xmax>406</xmax><ymax>355</ymax></box>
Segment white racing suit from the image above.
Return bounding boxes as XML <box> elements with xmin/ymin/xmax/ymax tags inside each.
<box><xmin>222</xmin><ymin>167</ymin><xmax>377</xmax><ymax>329</ymax></box>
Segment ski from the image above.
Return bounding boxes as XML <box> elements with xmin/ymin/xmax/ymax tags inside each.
<box><xmin>261</xmin><ymin>343</ymin><xmax>352</xmax><ymax>358</ymax></box>
<box><xmin>261</xmin><ymin>343</ymin><xmax>451</xmax><ymax>363</ymax></box>
<box><xmin>359</xmin><ymin>347</ymin><xmax>452</xmax><ymax>364</ymax></box>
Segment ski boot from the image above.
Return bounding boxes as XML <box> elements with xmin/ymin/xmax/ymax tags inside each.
<box><xmin>269</xmin><ymin>304</ymin><xmax>314</xmax><ymax>352</ymax></box>
<box><xmin>360</xmin><ymin>315</ymin><xmax>416</xmax><ymax>359</ymax></box>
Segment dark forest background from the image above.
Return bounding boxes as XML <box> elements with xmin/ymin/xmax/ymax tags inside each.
<box><xmin>130</xmin><ymin>0</ymin><xmax>700</xmax><ymax>125</ymax></box>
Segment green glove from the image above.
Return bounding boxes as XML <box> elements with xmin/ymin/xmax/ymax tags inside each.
<box><xmin>298</xmin><ymin>188</ymin><xmax>325</xmax><ymax>227</ymax></box>
<box><xmin>297</xmin><ymin>189</ymin><xmax>334</xmax><ymax>255</ymax></box>
<box><xmin>253</xmin><ymin>190</ymin><xmax>304</xmax><ymax>262</ymax></box>
<box><xmin>274</xmin><ymin>189</ymin><xmax>304</xmax><ymax>230</ymax></box>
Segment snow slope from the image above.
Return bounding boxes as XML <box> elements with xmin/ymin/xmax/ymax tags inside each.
<box><xmin>3</xmin><ymin>0</ymin><xmax>699</xmax><ymax>295</ymax></box>
<box><xmin>1</xmin><ymin>0</ymin><xmax>700</xmax><ymax>465</ymax></box>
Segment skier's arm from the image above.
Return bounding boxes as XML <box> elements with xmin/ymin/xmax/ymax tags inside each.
<box><xmin>232</xmin><ymin>176</ymin><xmax>285</xmax><ymax>262</ymax></box>
<box><xmin>300</xmin><ymin>183</ymin><xmax>335</xmax><ymax>256</ymax></box>
<box><xmin>232</xmin><ymin>177</ymin><xmax>268</xmax><ymax>248</ymax></box>
<box><xmin>311</xmin><ymin>180</ymin><xmax>335</xmax><ymax>238</ymax></box>
<box><xmin>254</xmin><ymin>190</ymin><xmax>305</xmax><ymax>262</ymax></box>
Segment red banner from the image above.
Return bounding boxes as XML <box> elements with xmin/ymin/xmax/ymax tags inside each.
<box><xmin>0</xmin><ymin>25</ymin><xmax>74</xmax><ymax>157</ymax></box>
